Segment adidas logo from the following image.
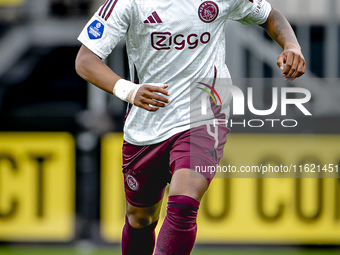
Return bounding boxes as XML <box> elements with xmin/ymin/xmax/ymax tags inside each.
<box><xmin>144</xmin><ymin>11</ymin><xmax>162</xmax><ymax>23</ymax></box>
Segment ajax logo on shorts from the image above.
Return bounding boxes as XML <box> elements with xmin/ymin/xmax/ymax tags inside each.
<box><xmin>126</xmin><ymin>174</ymin><xmax>139</xmax><ymax>191</ymax></box>
<box><xmin>198</xmin><ymin>1</ymin><xmax>219</xmax><ymax>23</ymax></box>
<box><xmin>87</xmin><ymin>20</ymin><xmax>104</xmax><ymax>40</ymax></box>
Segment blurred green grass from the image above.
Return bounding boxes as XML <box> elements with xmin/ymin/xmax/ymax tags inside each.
<box><xmin>0</xmin><ymin>247</ymin><xmax>340</xmax><ymax>255</ymax></box>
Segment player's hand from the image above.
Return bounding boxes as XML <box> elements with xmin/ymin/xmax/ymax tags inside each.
<box><xmin>277</xmin><ymin>44</ymin><xmax>306</xmax><ymax>81</ymax></box>
<box><xmin>133</xmin><ymin>84</ymin><xmax>171</xmax><ymax>112</ymax></box>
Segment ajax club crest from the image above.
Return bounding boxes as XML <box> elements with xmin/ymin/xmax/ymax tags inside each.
<box><xmin>198</xmin><ymin>1</ymin><xmax>219</xmax><ymax>23</ymax></box>
<box><xmin>126</xmin><ymin>174</ymin><xmax>139</xmax><ymax>191</ymax></box>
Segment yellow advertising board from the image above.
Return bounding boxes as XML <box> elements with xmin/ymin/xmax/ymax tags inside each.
<box><xmin>0</xmin><ymin>132</ymin><xmax>75</xmax><ymax>241</ymax></box>
<box><xmin>0</xmin><ymin>0</ymin><xmax>25</xmax><ymax>6</ymax></box>
<box><xmin>101</xmin><ymin>133</ymin><xmax>340</xmax><ymax>244</ymax></box>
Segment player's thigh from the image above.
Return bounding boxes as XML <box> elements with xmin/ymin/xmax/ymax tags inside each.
<box><xmin>169</xmin><ymin>168</ymin><xmax>207</xmax><ymax>201</ymax></box>
<box><xmin>126</xmin><ymin>199</ymin><xmax>163</xmax><ymax>229</ymax></box>
<box><xmin>168</xmin><ymin>124</ymin><xmax>230</xmax><ymax>201</ymax></box>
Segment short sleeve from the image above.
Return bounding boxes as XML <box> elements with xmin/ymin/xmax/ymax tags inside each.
<box><xmin>228</xmin><ymin>0</ymin><xmax>272</xmax><ymax>25</ymax></box>
<box><xmin>77</xmin><ymin>0</ymin><xmax>131</xmax><ymax>59</ymax></box>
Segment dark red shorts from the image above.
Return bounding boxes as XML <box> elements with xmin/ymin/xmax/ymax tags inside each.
<box><xmin>122</xmin><ymin>124</ymin><xmax>230</xmax><ymax>207</ymax></box>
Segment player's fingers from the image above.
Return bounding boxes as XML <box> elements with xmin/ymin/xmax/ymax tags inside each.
<box><xmin>143</xmin><ymin>83</ymin><xmax>170</xmax><ymax>95</ymax></box>
<box><xmin>134</xmin><ymin>99</ymin><xmax>159</xmax><ymax>111</ymax></box>
<box><xmin>148</xmin><ymin>92</ymin><xmax>170</xmax><ymax>104</ymax></box>
<box><xmin>292</xmin><ymin>59</ymin><xmax>306</xmax><ymax>79</ymax></box>
<box><xmin>282</xmin><ymin>52</ymin><xmax>294</xmax><ymax>77</ymax></box>
<box><xmin>137</xmin><ymin>86</ymin><xmax>170</xmax><ymax>104</ymax></box>
<box><xmin>142</xmin><ymin>98</ymin><xmax>167</xmax><ymax>108</ymax></box>
<box><xmin>143</xmin><ymin>85</ymin><xmax>170</xmax><ymax>103</ymax></box>
<box><xmin>143</xmin><ymin>105</ymin><xmax>159</xmax><ymax>112</ymax></box>
<box><xmin>286</xmin><ymin>54</ymin><xmax>300</xmax><ymax>78</ymax></box>
<box><xmin>277</xmin><ymin>54</ymin><xmax>286</xmax><ymax>71</ymax></box>
<box><xmin>302</xmin><ymin>61</ymin><xmax>306</xmax><ymax>74</ymax></box>
<box><xmin>147</xmin><ymin>84</ymin><xmax>171</xmax><ymax>96</ymax></box>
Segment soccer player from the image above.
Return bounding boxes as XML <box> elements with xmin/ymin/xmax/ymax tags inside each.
<box><xmin>75</xmin><ymin>0</ymin><xmax>305</xmax><ymax>254</ymax></box>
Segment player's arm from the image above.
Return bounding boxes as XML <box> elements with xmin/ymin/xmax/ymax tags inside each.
<box><xmin>259</xmin><ymin>8</ymin><xmax>306</xmax><ymax>80</ymax></box>
<box><xmin>75</xmin><ymin>45</ymin><xmax>170</xmax><ymax>111</ymax></box>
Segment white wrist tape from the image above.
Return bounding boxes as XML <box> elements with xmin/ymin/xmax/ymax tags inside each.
<box><xmin>113</xmin><ymin>79</ymin><xmax>142</xmax><ymax>104</ymax></box>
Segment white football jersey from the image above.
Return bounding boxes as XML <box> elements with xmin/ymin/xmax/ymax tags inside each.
<box><xmin>78</xmin><ymin>0</ymin><xmax>271</xmax><ymax>145</ymax></box>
